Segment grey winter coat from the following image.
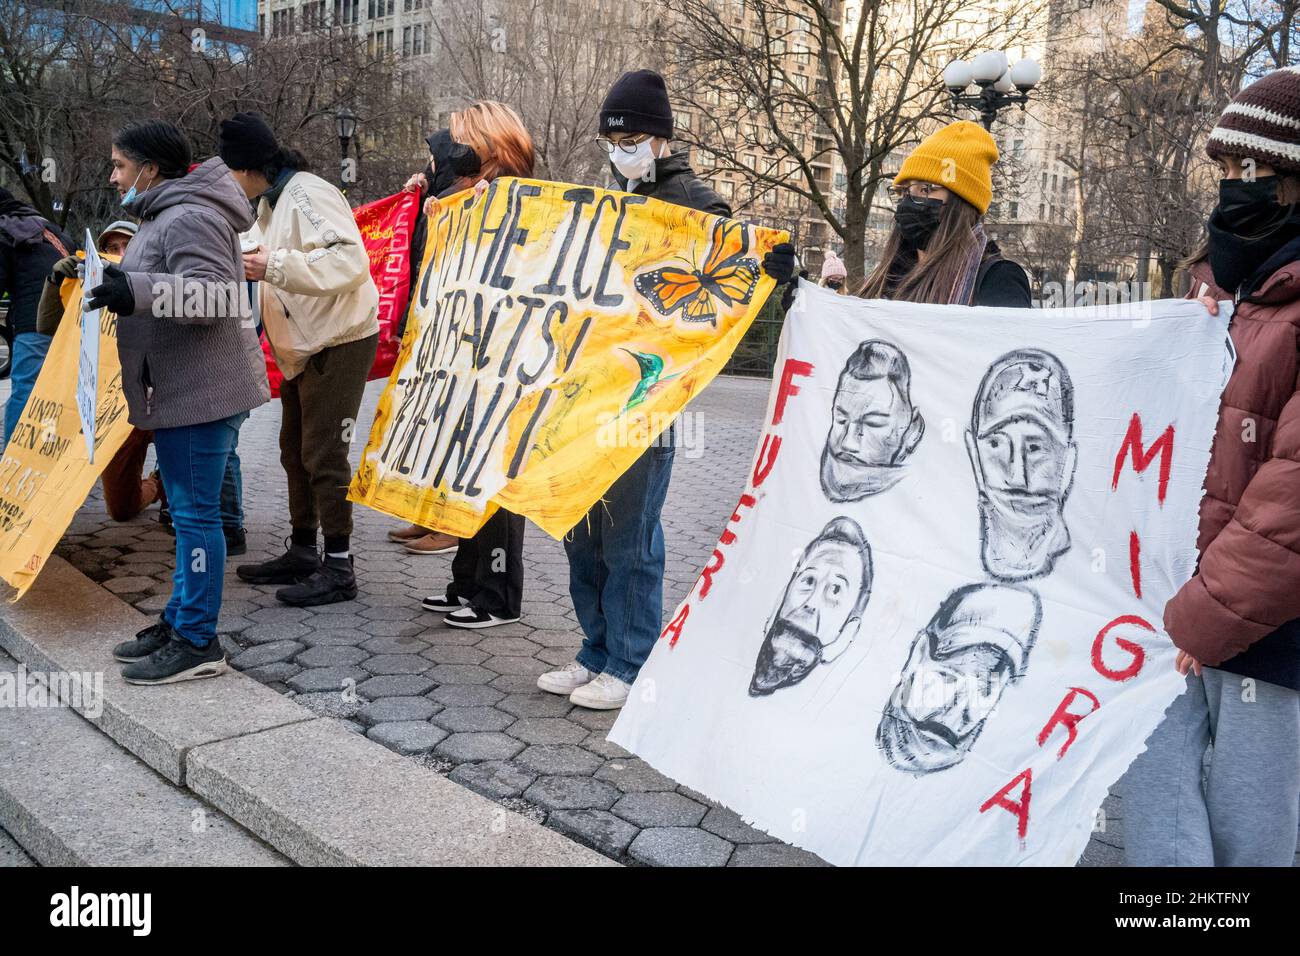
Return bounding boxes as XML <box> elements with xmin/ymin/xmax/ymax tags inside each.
<box><xmin>116</xmin><ymin>157</ymin><xmax>270</xmax><ymax>429</ymax></box>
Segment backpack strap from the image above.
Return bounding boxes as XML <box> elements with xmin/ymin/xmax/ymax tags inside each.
<box><xmin>974</xmin><ymin>253</ymin><xmax>1004</xmax><ymax>297</ymax></box>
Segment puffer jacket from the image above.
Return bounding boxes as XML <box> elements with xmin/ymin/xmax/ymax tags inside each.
<box><xmin>1163</xmin><ymin>242</ymin><xmax>1300</xmax><ymax>691</ymax></box>
<box><xmin>117</xmin><ymin>157</ymin><xmax>270</xmax><ymax>430</ymax></box>
<box><xmin>0</xmin><ymin>210</ymin><xmax>73</xmax><ymax>337</ymax></box>
<box><xmin>246</xmin><ymin>170</ymin><xmax>379</xmax><ymax>381</ymax></box>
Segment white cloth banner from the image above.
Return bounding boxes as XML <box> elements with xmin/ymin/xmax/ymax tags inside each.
<box><xmin>610</xmin><ymin>281</ymin><xmax>1232</xmax><ymax>866</ymax></box>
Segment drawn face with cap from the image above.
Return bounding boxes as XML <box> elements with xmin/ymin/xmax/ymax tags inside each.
<box><xmin>821</xmin><ymin>340</ymin><xmax>925</xmax><ymax>502</ymax></box>
<box><xmin>966</xmin><ymin>349</ymin><xmax>1077</xmax><ymax>581</ymax></box>
<box><xmin>750</xmin><ymin>518</ymin><xmax>872</xmax><ymax>697</ymax></box>
<box><xmin>877</xmin><ymin>583</ymin><xmax>1042</xmax><ymax>774</ymax></box>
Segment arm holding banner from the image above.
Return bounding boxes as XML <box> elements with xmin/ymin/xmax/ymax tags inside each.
<box><xmin>1164</xmin><ymin>390</ymin><xmax>1300</xmax><ymax>665</ymax></box>
<box><xmin>123</xmin><ymin>213</ymin><xmax>244</xmax><ymax>326</ymax></box>
<box><xmin>262</xmin><ymin>178</ymin><xmax>370</xmax><ymax>298</ymax></box>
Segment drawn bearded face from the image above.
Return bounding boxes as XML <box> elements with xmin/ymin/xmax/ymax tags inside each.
<box><xmin>966</xmin><ymin>350</ymin><xmax>1077</xmax><ymax>582</ymax></box>
<box><xmin>877</xmin><ymin>583</ymin><xmax>1041</xmax><ymax>774</ymax></box>
<box><xmin>821</xmin><ymin>341</ymin><xmax>924</xmax><ymax>502</ymax></box>
<box><xmin>750</xmin><ymin>521</ymin><xmax>872</xmax><ymax>697</ymax></box>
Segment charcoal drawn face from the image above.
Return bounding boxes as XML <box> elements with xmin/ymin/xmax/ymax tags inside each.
<box><xmin>966</xmin><ymin>349</ymin><xmax>1077</xmax><ymax>581</ymax></box>
<box><xmin>821</xmin><ymin>340</ymin><xmax>924</xmax><ymax>501</ymax></box>
<box><xmin>750</xmin><ymin>518</ymin><xmax>872</xmax><ymax>696</ymax></box>
<box><xmin>877</xmin><ymin>583</ymin><xmax>1042</xmax><ymax>774</ymax></box>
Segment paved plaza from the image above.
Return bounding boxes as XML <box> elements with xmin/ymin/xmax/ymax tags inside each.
<box><xmin>46</xmin><ymin>373</ymin><xmax>1141</xmax><ymax>866</ymax></box>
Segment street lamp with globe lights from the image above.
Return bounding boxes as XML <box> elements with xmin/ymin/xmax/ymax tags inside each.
<box><xmin>944</xmin><ymin>53</ymin><xmax>1041</xmax><ymax>130</ymax></box>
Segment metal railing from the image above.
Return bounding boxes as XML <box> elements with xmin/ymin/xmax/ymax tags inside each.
<box><xmin>722</xmin><ymin>294</ymin><xmax>785</xmax><ymax>378</ymax></box>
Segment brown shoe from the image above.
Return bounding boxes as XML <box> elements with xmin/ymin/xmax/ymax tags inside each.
<box><xmin>403</xmin><ymin>532</ymin><xmax>458</xmax><ymax>555</ymax></box>
<box><xmin>139</xmin><ymin>475</ymin><xmax>162</xmax><ymax>509</ymax></box>
<box><xmin>387</xmin><ymin>523</ymin><xmax>431</xmax><ymax>543</ymax></box>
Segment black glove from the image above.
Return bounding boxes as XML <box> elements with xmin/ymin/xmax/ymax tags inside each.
<box><xmin>761</xmin><ymin>242</ymin><xmax>798</xmax><ymax>283</ymax></box>
<box><xmin>85</xmin><ymin>263</ymin><xmax>136</xmax><ymax>315</ymax></box>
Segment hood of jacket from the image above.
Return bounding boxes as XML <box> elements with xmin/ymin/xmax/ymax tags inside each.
<box><xmin>124</xmin><ymin>156</ymin><xmax>254</xmax><ymax>234</ymax></box>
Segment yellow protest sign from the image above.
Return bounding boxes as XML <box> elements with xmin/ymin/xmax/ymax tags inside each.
<box><xmin>349</xmin><ymin>177</ymin><xmax>788</xmax><ymax>539</ymax></box>
<box><xmin>0</xmin><ymin>280</ymin><xmax>132</xmax><ymax>597</ymax></box>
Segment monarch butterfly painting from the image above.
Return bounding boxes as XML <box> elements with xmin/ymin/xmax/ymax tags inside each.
<box><xmin>634</xmin><ymin>219</ymin><xmax>761</xmax><ymax>327</ymax></box>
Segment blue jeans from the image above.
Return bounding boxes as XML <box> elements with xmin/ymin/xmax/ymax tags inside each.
<box><xmin>153</xmin><ymin>413</ymin><xmax>243</xmax><ymax>647</ymax></box>
<box><xmin>565</xmin><ymin>442</ymin><xmax>675</xmax><ymax>684</ymax></box>
<box><xmin>3</xmin><ymin>332</ymin><xmax>52</xmax><ymax>448</ymax></box>
<box><xmin>219</xmin><ymin>412</ymin><xmax>248</xmax><ymax>530</ymax></box>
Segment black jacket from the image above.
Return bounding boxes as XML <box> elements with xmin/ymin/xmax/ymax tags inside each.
<box><xmin>0</xmin><ymin>214</ymin><xmax>73</xmax><ymax>337</ymax></box>
<box><xmin>612</xmin><ymin>150</ymin><xmax>731</xmax><ymax>217</ymax></box>
<box><xmin>973</xmin><ymin>243</ymin><xmax>1032</xmax><ymax>308</ymax></box>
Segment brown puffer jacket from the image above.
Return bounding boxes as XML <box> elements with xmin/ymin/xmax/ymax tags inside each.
<box><xmin>1163</xmin><ymin>249</ymin><xmax>1300</xmax><ymax>690</ymax></box>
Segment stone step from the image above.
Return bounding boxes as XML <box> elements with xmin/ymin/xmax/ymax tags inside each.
<box><xmin>1</xmin><ymin>557</ymin><xmax>614</xmax><ymax>867</ymax></box>
<box><xmin>0</xmin><ymin>649</ymin><xmax>288</xmax><ymax>866</ymax></box>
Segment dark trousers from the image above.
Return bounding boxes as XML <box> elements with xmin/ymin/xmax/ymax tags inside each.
<box><xmin>278</xmin><ymin>333</ymin><xmax>377</xmax><ymax>547</ymax></box>
<box><xmin>448</xmin><ymin>508</ymin><xmax>525</xmax><ymax>617</ymax></box>
<box><xmin>101</xmin><ymin>427</ymin><xmax>154</xmax><ymax>521</ymax></box>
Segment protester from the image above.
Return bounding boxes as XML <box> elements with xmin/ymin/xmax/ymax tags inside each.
<box><xmin>0</xmin><ymin>186</ymin><xmax>74</xmax><ymax>448</ymax></box>
<box><xmin>406</xmin><ymin>102</ymin><xmax>535</xmax><ymax>629</ymax></box>
<box><xmin>92</xmin><ymin>119</ymin><xmax>268</xmax><ymax>684</ymax></box>
<box><xmin>1123</xmin><ymin>68</ymin><xmax>1300</xmax><ymax>866</ymax></box>
<box><xmin>860</xmin><ymin>121</ymin><xmax>1030</xmax><ymax>306</ymax></box>
<box><xmin>537</xmin><ymin>68</ymin><xmax>795</xmax><ymax>709</ymax></box>
<box><xmin>820</xmin><ymin>252</ymin><xmax>848</xmax><ymax>292</ymax></box>
<box><xmin>222</xmin><ymin>113</ymin><xmax>378</xmax><ymax>606</ymax></box>
<box><xmin>386</xmin><ymin>117</ymin><xmax>495</xmax><ymax>558</ymax></box>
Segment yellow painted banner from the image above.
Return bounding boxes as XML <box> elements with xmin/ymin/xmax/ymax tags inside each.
<box><xmin>0</xmin><ymin>279</ymin><xmax>132</xmax><ymax>597</ymax></box>
<box><xmin>349</xmin><ymin>177</ymin><xmax>788</xmax><ymax>539</ymax></box>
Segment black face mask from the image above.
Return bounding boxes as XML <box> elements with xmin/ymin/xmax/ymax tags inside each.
<box><xmin>1207</xmin><ymin>176</ymin><xmax>1300</xmax><ymax>294</ymax></box>
<box><xmin>424</xmin><ymin>128</ymin><xmax>482</xmax><ymax>197</ymax></box>
<box><xmin>894</xmin><ymin>194</ymin><xmax>945</xmax><ymax>251</ymax></box>
<box><xmin>826</xmin><ymin>278</ymin><xmax>843</xmax><ymax>291</ymax></box>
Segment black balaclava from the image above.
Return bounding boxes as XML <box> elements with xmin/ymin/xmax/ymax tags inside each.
<box><xmin>1207</xmin><ymin>175</ymin><xmax>1300</xmax><ymax>294</ymax></box>
<box><xmin>424</xmin><ymin>128</ymin><xmax>482</xmax><ymax>197</ymax></box>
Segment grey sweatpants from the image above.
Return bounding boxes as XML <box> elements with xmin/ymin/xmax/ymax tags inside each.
<box><xmin>1122</xmin><ymin>667</ymin><xmax>1300</xmax><ymax>866</ymax></box>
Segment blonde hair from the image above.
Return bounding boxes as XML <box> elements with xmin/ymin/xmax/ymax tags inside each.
<box><xmin>449</xmin><ymin>102</ymin><xmax>535</xmax><ymax>185</ymax></box>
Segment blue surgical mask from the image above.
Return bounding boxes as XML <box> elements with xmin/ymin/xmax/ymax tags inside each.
<box><xmin>121</xmin><ymin>168</ymin><xmax>147</xmax><ymax>207</ymax></box>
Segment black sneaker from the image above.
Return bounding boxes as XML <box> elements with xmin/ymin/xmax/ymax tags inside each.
<box><xmin>444</xmin><ymin>606</ymin><xmax>521</xmax><ymax>630</ymax></box>
<box><xmin>276</xmin><ymin>554</ymin><xmax>357</xmax><ymax>607</ymax></box>
<box><xmin>224</xmin><ymin>527</ymin><xmax>247</xmax><ymax>557</ymax></box>
<box><xmin>113</xmin><ymin>616</ymin><xmax>171</xmax><ymax>663</ymax></box>
<box><xmin>236</xmin><ymin>541</ymin><xmax>320</xmax><ymax>585</ymax></box>
<box><xmin>422</xmin><ymin>592</ymin><xmax>468</xmax><ymax>613</ymax></box>
<box><xmin>121</xmin><ymin>630</ymin><xmax>228</xmax><ymax>685</ymax></box>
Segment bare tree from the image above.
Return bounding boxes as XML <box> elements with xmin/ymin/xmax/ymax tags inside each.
<box><xmin>651</xmin><ymin>0</ymin><xmax>1047</xmax><ymax>284</ymax></box>
<box><xmin>429</xmin><ymin>0</ymin><xmax>645</xmax><ymax>184</ymax></box>
<box><xmin>1</xmin><ymin>1</ymin><xmax>427</xmax><ymax>230</ymax></box>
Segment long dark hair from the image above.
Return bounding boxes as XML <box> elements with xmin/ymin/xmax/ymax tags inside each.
<box><xmin>113</xmin><ymin>120</ymin><xmax>192</xmax><ymax>179</ymax></box>
<box><xmin>857</xmin><ymin>194</ymin><xmax>984</xmax><ymax>303</ymax></box>
<box><xmin>256</xmin><ymin>146</ymin><xmax>311</xmax><ymax>185</ymax></box>
<box><xmin>1180</xmin><ymin>171</ymin><xmax>1300</xmax><ymax>274</ymax></box>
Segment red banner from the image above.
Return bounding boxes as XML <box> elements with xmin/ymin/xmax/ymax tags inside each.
<box><xmin>262</xmin><ymin>190</ymin><xmax>421</xmax><ymax>397</ymax></box>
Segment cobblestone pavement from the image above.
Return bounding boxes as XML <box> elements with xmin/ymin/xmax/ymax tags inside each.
<box><xmin>51</xmin><ymin>374</ymin><xmax>1139</xmax><ymax>866</ymax></box>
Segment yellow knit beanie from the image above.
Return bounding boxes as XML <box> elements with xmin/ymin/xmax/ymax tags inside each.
<box><xmin>894</xmin><ymin>120</ymin><xmax>998</xmax><ymax>215</ymax></box>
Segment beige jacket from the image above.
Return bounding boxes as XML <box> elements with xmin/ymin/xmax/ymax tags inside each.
<box><xmin>247</xmin><ymin>170</ymin><xmax>379</xmax><ymax>381</ymax></box>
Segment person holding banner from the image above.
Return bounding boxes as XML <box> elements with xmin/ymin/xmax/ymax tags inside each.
<box><xmin>221</xmin><ymin>113</ymin><xmax>379</xmax><ymax>608</ymax></box>
<box><xmin>86</xmin><ymin>120</ymin><xmax>269</xmax><ymax>684</ymax></box>
<box><xmin>1123</xmin><ymin>69</ymin><xmax>1300</xmax><ymax>867</ymax></box>
<box><xmin>855</xmin><ymin>121</ymin><xmax>1031</xmax><ymax>308</ymax></box>
<box><xmin>0</xmin><ymin>186</ymin><xmax>74</xmax><ymax>449</ymax></box>
<box><xmin>404</xmin><ymin>102</ymin><xmax>535</xmax><ymax>629</ymax></box>
<box><xmin>537</xmin><ymin>69</ymin><xmax>795</xmax><ymax>708</ymax></box>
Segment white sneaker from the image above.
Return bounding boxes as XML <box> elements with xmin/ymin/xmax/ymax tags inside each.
<box><xmin>537</xmin><ymin>661</ymin><xmax>594</xmax><ymax>695</ymax></box>
<box><xmin>569</xmin><ymin>673</ymin><xmax>631</xmax><ymax>710</ymax></box>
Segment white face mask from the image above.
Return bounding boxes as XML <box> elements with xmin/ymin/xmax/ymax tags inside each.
<box><xmin>612</xmin><ymin>139</ymin><xmax>661</xmax><ymax>183</ymax></box>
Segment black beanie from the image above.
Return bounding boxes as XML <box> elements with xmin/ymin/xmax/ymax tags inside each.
<box><xmin>218</xmin><ymin>112</ymin><xmax>280</xmax><ymax>171</ymax></box>
<box><xmin>599</xmin><ymin>70</ymin><xmax>673</xmax><ymax>139</ymax></box>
